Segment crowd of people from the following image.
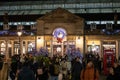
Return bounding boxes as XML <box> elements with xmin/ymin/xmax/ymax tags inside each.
<box><xmin>0</xmin><ymin>51</ymin><xmax>119</xmax><ymax>80</ymax></box>
<box><xmin>9</xmin><ymin>54</ymin><xmax>100</xmax><ymax>80</ymax></box>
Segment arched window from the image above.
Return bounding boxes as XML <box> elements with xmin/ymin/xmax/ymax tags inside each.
<box><xmin>0</xmin><ymin>42</ymin><xmax>6</xmax><ymax>55</ymax></box>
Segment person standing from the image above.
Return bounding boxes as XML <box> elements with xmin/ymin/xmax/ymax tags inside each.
<box><xmin>17</xmin><ymin>62</ymin><xmax>35</xmax><ymax>80</ymax></box>
<box><xmin>0</xmin><ymin>57</ymin><xmax>3</xmax><ymax>70</ymax></box>
<box><xmin>60</xmin><ymin>59</ymin><xmax>67</xmax><ymax>80</ymax></box>
<box><xmin>80</xmin><ymin>60</ymin><xmax>99</xmax><ymax>80</ymax></box>
<box><xmin>72</xmin><ymin>57</ymin><xmax>83</xmax><ymax>80</ymax></box>
<box><xmin>49</xmin><ymin>58</ymin><xmax>60</xmax><ymax>80</ymax></box>
<box><xmin>10</xmin><ymin>58</ymin><xmax>18</xmax><ymax>80</ymax></box>
<box><xmin>106</xmin><ymin>67</ymin><xmax>117</xmax><ymax>80</ymax></box>
<box><xmin>113</xmin><ymin>62</ymin><xmax>120</xmax><ymax>80</ymax></box>
<box><xmin>0</xmin><ymin>57</ymin><xmax>3</xmax><ymax>80</ymax></box>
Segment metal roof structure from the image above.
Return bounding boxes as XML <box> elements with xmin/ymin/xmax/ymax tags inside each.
<box><xmin>0</xmin><ymin>0</ymin><xmax>120</xmax><ymax>35</ymax></box>
<box><xmin>0</xmin><ymin>0</ymin><xmax>120</xmax><ymax>15</ymax></box>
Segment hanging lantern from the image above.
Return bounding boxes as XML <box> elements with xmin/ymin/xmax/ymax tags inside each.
<box><xmin>31</xmin><ymin>24</ymin><xmax>36</xmax><ymax>30</ymax></box>
<box><xmin>17</xmin><ymin>24</ymin><xmax>24</xmax><ymax>30</ymax></box>
<box><xmin>3</xmin><ymin>24</ymin><xmax>9</xmax><ymax>30</ymax></box>
<box><xmin>106</xmin><ymin>23</ymin><xmax>112</xmax><ymax>30</ymax></box>
<box><xmin>90</xmin><ymin>23</ymin><xmax>96</xmax><ymax>31</ymax></box>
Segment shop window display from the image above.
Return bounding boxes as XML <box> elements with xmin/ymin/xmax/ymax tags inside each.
<box><xmin>87</xmin><ymin>45</ymin><xmax>100</xmax><ymax>55</ymax></box>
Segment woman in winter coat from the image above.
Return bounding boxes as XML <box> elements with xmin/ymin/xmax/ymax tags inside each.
<box><xmin>80</xmin><ymin>60</ymin><xmax>99</xmax><ymax>80</ymax></box>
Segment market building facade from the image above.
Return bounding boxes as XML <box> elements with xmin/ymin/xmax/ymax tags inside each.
<box><xmin>0</xmin><ymin>8</ymin><xmax>119</xmax><ymax>61</ymax></box>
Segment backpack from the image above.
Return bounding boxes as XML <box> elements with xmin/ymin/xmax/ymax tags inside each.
<box><xmin>54</xmin><ymin>64</ymin><xmax>60</xmax><ymax>75</ymax></box>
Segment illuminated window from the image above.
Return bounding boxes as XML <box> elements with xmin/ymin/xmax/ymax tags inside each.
<box><xmin>1</xmin><ymin>42</ymin><xmax>6</xmax><ymax>55</ymax></box>
<box><xmin>28</xmin><ymin>41</ymin><xmax>35</xmax><ymax>52</ymax></box>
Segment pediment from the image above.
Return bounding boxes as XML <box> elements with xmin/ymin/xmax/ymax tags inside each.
<box><xmin>36</xmin><ymin>8</ymin><xmax>84</xmax><ymax>35</ymax></box>
<box><xmin>38</xmin><ymin>7</ymin><xmax>83</xmax><ymax>22</ymax></box>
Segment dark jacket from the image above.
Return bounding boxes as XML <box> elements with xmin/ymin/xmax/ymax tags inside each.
<box><xmin>49</xmin><ymin>63</ymin><xmax>54</xmax><ymax>76</ymax></box>
<box><xmin>49</xmin><ymin>62</ymin><xmax>60</xmax><ymax>76</ymax></box>
<box><xmin>113</xmin><ymin>66</ymin><xmax>120</xmax><ymax>80</ymax></box>
<box><xmin>0</xmin><ymin>58</ymin><xmax>3</xmax><ymax>70</ymax></box>
<box><xmin>17</xmin><ymin>67</ymin><xmax>35</xmax><ymax>80</ymax></box>
<box><xmin>72</xmin><ymin>61</ymin><xmax>83</xmax><ymax>80</ymax></box>
<box><xmin>106</xmin><ymin>74</ymin><xmax>117</xmax><ymax>80</ymax></box>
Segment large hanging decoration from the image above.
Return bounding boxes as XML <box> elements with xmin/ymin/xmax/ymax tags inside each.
<box><xmin>56</xmin><ymin>32</ymin><xmax>64</xmax><ymax>43</ymax></box>
<box><xmin>53</xmin><ymin>28</ymin><xmax>67</xmax><ymax>43</ymax></box>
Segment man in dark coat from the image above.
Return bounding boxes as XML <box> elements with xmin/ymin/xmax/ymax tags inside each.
<box><xmin>17</xmin><ymin>62</ymin><xmax>35</xmax><ymax>80</ymax></box>
<box><xmin>10</xmin><ymin>60</ymin><xmax>18</xmax><ymax>80</ymax></box>
<box><xmin>113</xmin><ymin>62</ymin><xmax>120</xmax><ymax>80</ymax></box>
<box><xmin>0</xmin><ymin>57</ymin><xmax>3</xmax><ymax>70</ymax></box>
<box><xmin>72</xmin><ymin>57</ymin><xmax>83</xmax><ymax>80</ymax></box>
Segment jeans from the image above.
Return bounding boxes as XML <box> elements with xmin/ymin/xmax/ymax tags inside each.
<box><xmin>50</xmin><ymin>76</ymin><xmax>58</xmax><ymax>80</ymax></box>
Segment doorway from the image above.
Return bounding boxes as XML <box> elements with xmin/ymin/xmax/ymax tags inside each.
<box><xmin>52</xmin><ymin>41</ymin><xmax>76</xmax><ymax>56</ymax></box>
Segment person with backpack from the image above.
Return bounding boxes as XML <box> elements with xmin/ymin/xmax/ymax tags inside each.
<box><xmin>80</xmin><ymin>60</ymin><xmax>99</xmax><ymax>80</ymax></box>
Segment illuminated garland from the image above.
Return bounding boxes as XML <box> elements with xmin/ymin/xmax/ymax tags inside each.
<box><xmin>102</xmin><ymin>29</ymin><xmax>120</xmax><ymax>35</ymax></box>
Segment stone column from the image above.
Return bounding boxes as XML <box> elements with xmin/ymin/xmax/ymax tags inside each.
<box><xmin>5</xmin><ymin>38</ymin><xmax>9</xmax><ymax>62</ymax></box>
<box><xmin>25</xmin><ymin>41</ymin><xmax>28</xmax><ymax>54</ymax></box>
<box><xmin>11</xmin><ymin>41</ymin><xmax>14</xmax><ymax>56</ymax></box>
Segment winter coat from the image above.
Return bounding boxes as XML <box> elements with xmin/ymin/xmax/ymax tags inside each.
<box><xmin>0</xmin><ymin>60</ymin><xmax>3</xmax><ymax>70</ymax></box>
<box><xmin>80</xmin><ymin>66</ymin><xmax>99</xmax><ymax>80</ymax></box>
<box><xmin>61</xmin><ymin>61</ymin><xmax>67</xmax><ymax>75</ymax></box>
<box><xmin>106</xmin><ymin>74</ymin><xmax>117</xmax><ymax>80</ymax></box>
<box><xmin>113</xmin><ymin>66</ymin><xmax>120</xmax><ymax>80</ymax></box>
<box><xmin>72</xmin><ymin>61</ymin><xmax>83</xmax><ymax>80</ymax></box>
<box><xmin>17</xmin><ymin>67</ymin><xmax>35</xmax><ymax>80</ymax></box>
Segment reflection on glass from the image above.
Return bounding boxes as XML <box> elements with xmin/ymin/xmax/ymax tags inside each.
<box><xmin>28</xmin><ymin>41</ymin><xmax>35</xmax><ymax>52</ymax></box>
